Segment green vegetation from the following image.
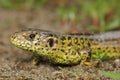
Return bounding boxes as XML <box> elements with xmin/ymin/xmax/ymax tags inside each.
<box><xmin>56</xmin><ymin>0</ymin><xmax>120</xmax><ymax>32</ymax></box>
<box><xmin>0</xmin><ymin>0</ymin><xmax>119</xmax><ymax>31</ymax></box>
<box><xmin>58</xmin><ymin>67</ymin><xmax>80</xmax><ymax>77</ymax></box>
<box><xmin>81</xmin><ymin>0</ymin><xmax>120</xmax><ymax>31</ymax></box>
<box><xmin>92</xmin><ymin>51</ymin><xmax>108</xmax><ymax>61</ymax></box>
<box><xmin>57</xmin><ymin>5</ymin><xmax>77</xmax><ymax>23</ymax></box>
<box><xmin>99</xmin><ymin>71</ymin><xmax>120</xmax><ymax>80</ymax></box>
<box><xmin>59</xmin><ymin>67</ymin><xmax>120</xmax><ymax>79</ymax></box>
<box><xmin>0</xmin><ymin>0</ymin><xmax>47</xmax><ymax>9</ymax></box>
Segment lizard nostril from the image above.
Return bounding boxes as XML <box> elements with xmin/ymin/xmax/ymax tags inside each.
<box><xmin>11</xmin><ymin>34</ymin><xmax>15</xmax><ymax>39</ymax></box>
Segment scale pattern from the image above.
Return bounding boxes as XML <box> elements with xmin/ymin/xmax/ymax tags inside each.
<box><xmin>10</xmin><ymin>29</ymin><xmax>120</xmax><ymax>65</ymax></box>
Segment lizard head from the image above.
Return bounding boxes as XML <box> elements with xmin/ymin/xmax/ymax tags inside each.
<box><xmin>10</xmin><ymin>29</ymin><xmax>59</xmax><ymax>53</ymax></box>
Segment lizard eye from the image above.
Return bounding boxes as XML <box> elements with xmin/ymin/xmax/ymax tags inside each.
<box><xmin>48</xmin><ymin>38</ymin><xmax>54</xmax><ymax>47</ymax></box>
<box><xmin>29</xmin><ymin>34</ymin><xmax>36</xmax><ymax>40</ymax></box>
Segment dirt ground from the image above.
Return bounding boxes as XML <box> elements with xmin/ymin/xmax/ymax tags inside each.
<box><xmin>0</xmin><ymin>9</ymin><xmax>120</xmax><ymax>80</ymax></box>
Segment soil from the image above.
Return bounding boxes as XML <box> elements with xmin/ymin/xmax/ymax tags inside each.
<box><xmin>0</xmin><ymin>9</ymin><xmax>119</xmax><ymax>80</ymax></box>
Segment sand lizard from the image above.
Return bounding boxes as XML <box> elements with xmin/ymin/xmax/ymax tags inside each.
<box><xmin>10</xmin><ymin>29</ymin><xmax>120</xmax><ymax>65</ymax></box>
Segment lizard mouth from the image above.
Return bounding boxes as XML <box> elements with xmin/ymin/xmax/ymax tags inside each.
<box><xmin>10</xmin><ymin>33</ymin><xmax>32</xmax><ymax>50</ymax></box>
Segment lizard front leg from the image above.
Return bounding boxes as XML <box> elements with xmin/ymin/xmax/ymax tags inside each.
<box><xmin>79</xmin><ymin>47</ymin><xmax>92</xmax><ymax>66</ymax></box>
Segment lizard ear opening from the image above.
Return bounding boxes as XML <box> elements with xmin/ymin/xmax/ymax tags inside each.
<box><xmin>48</xmin><ymin>38</ymin><xmax>54</xmax><ymax>47</ymax></box>
<box><xmin>29</xmin><ymin>34</ymin><xmax>36</xmax><ymax>40</ymax></box>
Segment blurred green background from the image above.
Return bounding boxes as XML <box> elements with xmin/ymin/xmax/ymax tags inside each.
<box><xmin>0</xmin><ymin>0</ymin><xmax>120</xmax><ymax>32</ymax></box>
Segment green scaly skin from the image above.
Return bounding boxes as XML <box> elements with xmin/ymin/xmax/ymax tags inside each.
<box><xmin>10</xmin><ymin>29</ymin><xmax>120</xmax><ymax>65</ymax></box>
